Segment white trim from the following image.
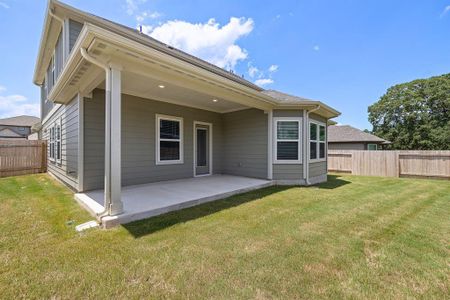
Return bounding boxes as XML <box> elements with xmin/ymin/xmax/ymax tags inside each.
<box><xmin>193</xmin><ymin>121</ymin><xmax>213</xmax><ymax>177</ymax></box>
<box><xmin>49</xmin><ymin>124</ymin><xmax>55</xmax><ymax>162</ymax></box>
<box><xmin>77</xmin><ymin>94</ymin><xmax>84</xmax><ymax>192</ymax></box>
<box><xmin>267</xmin><ymin>110</ymin><xmax>273</xmax><ymax>180</ymax></box>
<box><xmin>156</xmin><ymin>114</ymin><xmax>184</xmax><ymax>165</ymax></box>
<box><xmin>42</xmin><ymin>103</ymin><xmax>62</xmax><ymax>125</ymax></box>
<box><xmin>273</xmin><ymin>117</ymin><xmax>303</xmax><ymax>164</ymax></box>
<box><xmin>308</xmin><ymin>120</ymin><xmax>327</xmax><ymax>162</ymax></box>
<box><xmin>56</xmin><ymin>117</ymin><xmax>62</xmax><ymax>164</ymax></box>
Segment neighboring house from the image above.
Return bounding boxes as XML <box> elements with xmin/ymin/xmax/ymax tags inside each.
<box><xmin>0</xmin><ymin>115</ymin><xmax>40</xmax><ymax>140</ymax></box>
<box><xmin>328</xmin><ymin>125</ymin><xmax>390</xmax><ymax>150</ymax></box>
<box><xmin>33</xmin><ymin>0</ymin><xmax>340</xmax><ymax>225</ymax></box>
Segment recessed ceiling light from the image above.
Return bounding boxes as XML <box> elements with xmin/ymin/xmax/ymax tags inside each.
<box><xmin>213</xmin><ymin>99</ymin><xmax>218</xmax><ymax>102</ymax></box>
<box><xmin>158</xmin><ymin>85</ymin><xmax>165</xmax><ymax>89</ymax></box>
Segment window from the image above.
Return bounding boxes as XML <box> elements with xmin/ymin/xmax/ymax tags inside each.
<box><xmin>274</xmin><ymin>118</ymin><xmax>302</xmax><ymax>163</ymax></box>
<box><xmin>49</xmin><ymin>126</ymin><xmax>55</xmax><ymax>161</ymax></box>
<box><xmin>56</xmin><ymin>119</ymin><xmax>62</xmax><ymax>163</ymax></box>
<box><xmin>310</xmin><ymin>121</ymin><xmax>326</xmax><ymax>161</ymax></box>
<box><xmin>367</xmin><ymin>144</ymin><xmax>378</xmax><ymax>151</ymax></box>
<box><xmin>156</xmin><ymin>114</ymin><xmax>183</xmax><ymax>164</ymax></box>
<box><xmin>18</xmin><ymin>127</ymin><xmax>25</xmax><ymax>132</ymax></box>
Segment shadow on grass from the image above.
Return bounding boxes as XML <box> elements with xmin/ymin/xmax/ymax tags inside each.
<box><xmin>123</xmin><ymin>185</ymin><xmax>292</xmax><ymax>238</ymax></box>
<box><xmin>122</xmin><ymin>175</ymin><xmax>351</xmax><ymax>238</ymax></box>
<box><xmin>314</xmin><ymin>175</ymin><xmax>352</xmax><ymax>189</ymax></box>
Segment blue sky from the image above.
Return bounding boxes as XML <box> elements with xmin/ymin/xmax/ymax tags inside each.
<box><xmin>0</xmin><ymin>0</ymin><xmax>449</xmax><ymax>129</ymax></box>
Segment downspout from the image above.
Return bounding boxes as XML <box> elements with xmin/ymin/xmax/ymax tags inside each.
<box><xmin>80</xmin><ymin>47</ymin><xmax>112</xmax><ymax>218</ymax></box>
<box><xmin>48</xmin><ymin>8</ymin><xmax>64</xmax><ymax>24</ymax></box>
<box><xmin>304</xmin><ymin>105</ymin><xmax>321</xmax><ymax>185</ymax></box>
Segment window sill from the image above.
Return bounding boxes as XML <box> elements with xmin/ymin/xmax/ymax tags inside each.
<box><xmin>156</xmin><ymin>160</ymin><xmax>184</xmax><ymax>166</ymax></box>
<box><xmin>273</xmin><ymin>160</ymin><xmax>303</xmax><ymax>165</ymax></box>
<box><xmin>309</xmin><ymin>158</ymin><xmax>327</xmax><ymax>163</ymax></box>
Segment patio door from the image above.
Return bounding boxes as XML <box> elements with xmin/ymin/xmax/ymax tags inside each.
<box><xmin>194</xmin><ymin>122</ymin><xmax>212</xmax><ymax>176</ymax></box>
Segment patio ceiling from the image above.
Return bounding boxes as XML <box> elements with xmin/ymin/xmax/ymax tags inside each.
<box><xmin>94</xmin><ymin>70</ymin><xmax>250</xmax><ymax>113</ymax></box>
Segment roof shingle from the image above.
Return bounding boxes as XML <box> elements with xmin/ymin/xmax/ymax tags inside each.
<box><xmin>328</xmin><ymin>125</ymin><xmax>390</xmax><ymax>143</ymax></box>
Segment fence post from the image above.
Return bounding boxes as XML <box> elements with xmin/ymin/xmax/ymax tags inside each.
<box><xmin>397</xmin><ymin>151</ymin><xmax>400</xmax><ymax>178</ymax></box>
<box><xmin>41</xmin><ymin>141</ymin><xmax>47</xmax><ymax>173</ymax></box>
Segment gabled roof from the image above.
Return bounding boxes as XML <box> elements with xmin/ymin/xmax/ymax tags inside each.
<box><xmin>0</xmin><ymin>115</ymin><xmax>40</xmax><ymax>127</ymax></box>
<box><xmin>34</xmin><ymin>0</ymin><xmax>341</xmax><ymax>119</ymax></box>
<box><xmin>0</xmin><ymin>128</ymin><xmax>24</xmax><ymax>138</ymax></box>
<box><xmin>328</xmin><ymin>125</ymin><xmax>390</xmax><ymax>143</ymax></box>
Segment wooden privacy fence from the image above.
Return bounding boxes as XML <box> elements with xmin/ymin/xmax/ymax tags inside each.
<box><xmin>0</xmin><ymin>140</ymin><xmax>47</xmax><ymax>178</ymax></box>
<box><xmin>328</xmin><ymin>150</ymin><xmax>450</xmax><ymax>180</ymax></box>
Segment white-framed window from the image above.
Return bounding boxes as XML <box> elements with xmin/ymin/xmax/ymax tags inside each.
<box><xmin>273</xmin><ymin>117</ymin><xmax>302</xmax><ymax>164</ymax></box>
<box><xmin>56</xmin><ymin>118</ymin><xmax>62</xmax><ymax>164</ymax></box>
<box><xmin>309</xmin><ymin>121</ymin><xmax>326</xmax><ymax>161</ymax></box>
<box><xmin>49</xmin><ymin>125</ymin><xmax>55</xmax><ymax>161</ymax></box>
<box><xmin>367</xmin><ymin>143</ymin><xmax>378</xmax><ymax>151</ymax></box>
<box><xmin>156</xmin><ymin>114</ymin><xmax>184</xmax><ymax>165</ymax></box>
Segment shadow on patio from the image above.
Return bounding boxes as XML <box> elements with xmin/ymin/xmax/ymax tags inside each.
<box><xmin>122</xmin><ymin>175</ymin><xmax>351</xmax><ymax>238</ymax></box>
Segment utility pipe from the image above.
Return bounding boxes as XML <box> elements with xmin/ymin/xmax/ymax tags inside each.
<box><xmin>304</xmin><ymin>105</ymin><xmax>321</xmax><ymax>185</ymax></box>
<box><xmin>80</xmin><ymin>47</ymin><xmax>112</xmax><ymax>218</ymax></box>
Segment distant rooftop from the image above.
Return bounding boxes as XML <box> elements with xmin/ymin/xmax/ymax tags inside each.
<box><xmin>0</xmin><ymin>115</ymin><xmax>40</xmax><ymax>127</ymax></box>
<box><xmin>328</xmin><ymin>125</ymin><xmax>390</xmax><ymax>143</ymax></box>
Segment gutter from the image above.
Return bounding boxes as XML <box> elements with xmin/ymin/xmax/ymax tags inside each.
<box><xmin>304</xmin><ymin>105</ymin><xmax>321</xmax><ymax>185</ymax></box>
<box><xmin>79</xmin><ymin>47</ymin><xmax>111</xmax><ymax>219</ymax></box>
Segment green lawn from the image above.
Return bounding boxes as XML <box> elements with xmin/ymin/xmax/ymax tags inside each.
<box><xmin>0</xmin><ymin>174</ymin><xmax>449</xmax><ymax>299</ymax></box>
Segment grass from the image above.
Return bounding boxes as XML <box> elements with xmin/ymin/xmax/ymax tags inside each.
<box><xmin>0</xmin><ymin>174</ymin><xmax>449</xmax><ymax>299</ymax></box>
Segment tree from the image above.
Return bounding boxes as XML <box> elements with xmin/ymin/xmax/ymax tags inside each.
<box><xmin>368</xmin><ymin>73</ymin><xmax>450</xmax><ymax>150</ymax></box>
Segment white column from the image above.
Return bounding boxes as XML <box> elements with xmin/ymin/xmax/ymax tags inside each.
<box><xmin>77</xmin><ymin>93</ymin><xmax>84</xmax><ymax>192</ymax></box>
<box><xmin>267</xmin><ymin>110</ymin><xmax>273</xmax><ymax>180</ymax></box>
<box><xmin>104</xmin><ymin>64</ymin><xmax>123</xmax><ymax>215</ymax></box>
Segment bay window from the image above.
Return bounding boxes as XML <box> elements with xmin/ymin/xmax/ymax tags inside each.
<box><xmin>274</xmin><ymin>118</ymin><xmax>302</xmax><ymax>163</ymax></box>
<box><xmin>309</xmin><ymin>121</ymin><xmax>326</xmax><ymax>161</ymax></box>
<box><xmin>156</xmin><ymin>114</ymin><xmax>183</xmax><ymax>165</ymax></box>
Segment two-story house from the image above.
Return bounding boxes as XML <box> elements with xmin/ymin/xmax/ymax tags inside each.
<box><xmin>34</xmin><ymin>0</ymin><xmax>340</xmax><ymax>227</ymax></box>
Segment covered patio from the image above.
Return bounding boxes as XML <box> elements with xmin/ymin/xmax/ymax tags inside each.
<box><xmin>75</xmin><ymin>175</ymin><xmax>272</xmax><ymax>228</ymax></box>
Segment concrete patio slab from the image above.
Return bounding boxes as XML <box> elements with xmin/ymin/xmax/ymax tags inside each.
<box><xmin>75</xmin><ymin>175</ymin><xmax>272</xmax><ymax>228</ymax></box>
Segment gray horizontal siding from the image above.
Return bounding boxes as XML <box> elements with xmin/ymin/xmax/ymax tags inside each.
<box><xmin>42</xmin><ymin>96</ymin><xmax>79</xmax><ymax>190</ymax></box>
<box><xmin>273</xmin><ymin>110</ymin><xmax>303</xmax><ymax>118</ymax></box>
<box><xmin>309</xmin><ymin>161</ymin><xmax>327</xmax><ymax>178</ymax></box>
<box><xmin>273</xmin><ymin>164</ymin><xmax>303</xmax><ymax>180</ymax></box>
<box><xmin>223</xmin><ymin>109</ymin><xmax>268</xmax><ymax>179</ymax></box>
<box><xmin>69</xmin><ymin>19</ymin><xmax>83</xmax><ymax>52</ymax></box>
<box><xmin>83</xmin><ymin>90</ymin><xmax>224</xmax><ymax>191</ymax></box>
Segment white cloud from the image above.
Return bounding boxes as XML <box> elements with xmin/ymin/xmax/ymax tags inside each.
<box><xmin>254</xmin><ymin>78</ymin><xmax>274</xmax><ymax>86</ymax></box>
<box><xmin>441</xmin><ymin>6</ymin><xmax>450</xmax><ymax>17</ymax></box>
<box><xmin>247</xmin><ymin>63</ymin><xmax>259</xmax><ymax>78</ymax></box>
<box><xmin>145</xmin><ymin>17</ymin><xmax>254</xmax><ymax>70</ymax></box>
<box><xmin>313</xmin><ymin>45</ymin><xmax>320</xmax><ymax>51</ymax></box>
<box><xmin>125</xmin><ymin>0</ymin><xmax>147</xmax><ymax>15</ymax></box>
<box><xmin>136</xmin><ymin>11</ymin><xmax>162</xmax><ymax>22</ymax></box>
<box><xmin>268</xmin><ymin>64</ymin><xmax>278</xmax><ymax>72</ymax></box>
<box><xmin>0</xmin><ymin>86</ymin><xmax>39</xmax><ymax>118</ymax></box>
